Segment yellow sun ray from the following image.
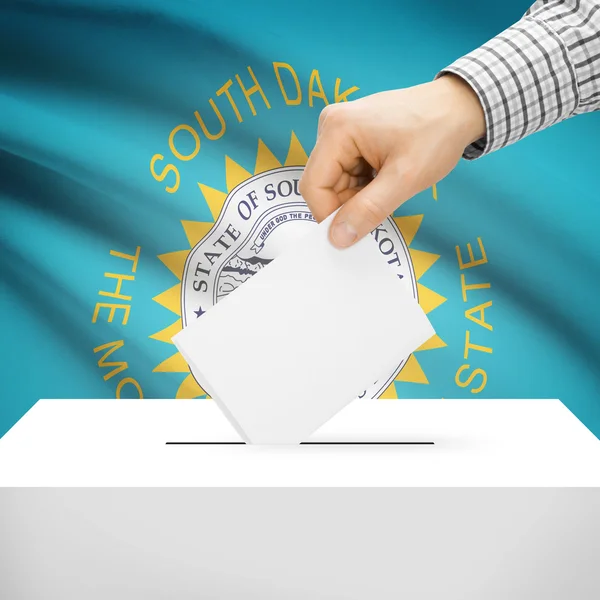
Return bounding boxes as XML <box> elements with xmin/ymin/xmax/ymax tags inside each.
<box><xmin>198</xmin><ymin>184</ymin><xmax>227</xmax><ymax>221</ymax></box>
<box><xmin>285</xmin><ymin>131</ymin><xmax>308</xmax><ymax>166</ymax></box>
<box><xmin>153</xmin><ymin>352</ymin><xmax>189</xmax><ymax>373</ymax></box>
<box><xmin>176</xmin><ymin>374</ymin><xmax>207</xmax><ymax>399</ymax></box>
<box><xmin>379</xmin><ymin>382</ymin><xmax>398</xmax><ymax>399</ymax></box>
<box><xmin>395</xmin><ymin>354</ymin><xmax>429</xmax><ymax>384</ymax></box>
<box><xmin>415</xmin><ymin>334</ymin><xmax>447</xmax><ymax>352</ymax></box>
<box><xmin>394</xmin><ymin>215</ymin><xmax>423</xmax><ymax>247</ymax></box>
<box><xmin>181</xmin><ymin>220</ymin><xmax>214</xmax><ymax>247</ymax></box>
<box><xmin>152</xmin><ymin>284</ymin><xmax>181</xmax><ymax>316</ymax></box>
<box><xmin>417</xmin><ymin>283</ymin><xmax>446</xmax><ymax>314</ymax></box>
<box><xmin>383</xmin><ymin>335</ymin><xmax>447</xmax><ymax>397</ymax></box>
<box><xmin>225</xmin><ymin>156</ymin><xmax>252</xmax><ymax>192</ymax></box>
<box><xmin>149</xmin><ymin>320</ymin><xmax>182</xmax><ymax>345</ymax></box>
<box><xmin>432</xmin><ymin>183</ymin><xmax>438</xmax><ymax>200</ymax></box>
<box><xmin>152</xmin><ymin>133</ymin><xmax>446</xmax><ymax>397</ymax></box>
<box><xmin>158</xmin><ymin>250</ymin><xmax>188</xmax><ymax>281</ymax></box>
<box><xmin>410</xmin><ymin>248</ymin><xmax>440</xmax><ymax>280</ymax></box>
<box><xmin>255</xmin><ymin>139</ymin><xmax>282</xmax><ymax>174</ymax></box>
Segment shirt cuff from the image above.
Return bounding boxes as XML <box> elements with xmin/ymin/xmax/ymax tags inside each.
<box><xmin>437</xmin><ymin>13</ymin><xmax>579</xmax><ymax>160</ymax></box>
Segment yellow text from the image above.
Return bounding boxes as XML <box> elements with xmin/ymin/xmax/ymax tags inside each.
<box><xmin>150</xmin><ymin>62</ymin><xmax>359</xmax><ymax>193</ymax></box>
<box><xmin>454</xmin><ymin>237</ymin><xmax>493</xmax><ymax>394</ymax></box>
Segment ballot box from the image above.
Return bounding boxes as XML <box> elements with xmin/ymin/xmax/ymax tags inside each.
<box><xmin>1</xmin><ymin>399</ymin><xmax>599</xmax><ymax>599</ymax></box>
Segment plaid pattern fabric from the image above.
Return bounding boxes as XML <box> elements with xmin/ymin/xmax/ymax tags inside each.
<box><xmin>439</xmin><ymin>0</ymin><xmax>600</xmax><ymax>159</ymax></box>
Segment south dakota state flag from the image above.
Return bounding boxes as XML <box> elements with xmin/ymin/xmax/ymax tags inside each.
<box><xmin>1</xmin><ymin>0</ymin><xmax>599</xmax><ymax>438</ymax></box>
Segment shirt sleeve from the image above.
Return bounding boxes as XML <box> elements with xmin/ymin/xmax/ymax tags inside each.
<box><xmin>437</xmin><ymin>0</ymin><xmax>600</xmax><ymax>160</ymax></box>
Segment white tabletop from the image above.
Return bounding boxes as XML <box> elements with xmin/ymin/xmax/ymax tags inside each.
<box><xmin>0</xmin><ymin>399</ymin><xmax>598</xmax><ymax>487</ymax></box>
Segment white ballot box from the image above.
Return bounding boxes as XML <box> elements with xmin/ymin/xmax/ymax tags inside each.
<box><xmin>1</xmin><ymin>399</ymin><xmax>599</xmax><ymax>600</ymax></box>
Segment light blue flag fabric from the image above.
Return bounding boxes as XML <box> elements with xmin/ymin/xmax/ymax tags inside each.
<box><xmin>1</xmin><ymin>0</ymin><xmax>599</xmax><ymax>439</ymax></box>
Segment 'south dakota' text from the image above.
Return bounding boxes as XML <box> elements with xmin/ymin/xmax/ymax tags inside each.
<box><xmin>149</xmin><ymin>62</ymin><xmax>359</xmax><ymax>193</ymax></box>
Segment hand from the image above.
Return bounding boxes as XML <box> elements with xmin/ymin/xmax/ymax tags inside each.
<box><xmin>299</xmin><ymin>74</ymin><xmax>486</xmax><ymax>248</ymax></box>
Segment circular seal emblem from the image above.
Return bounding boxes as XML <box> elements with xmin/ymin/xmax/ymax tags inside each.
<box><xmin>181</xmin><ymin>165</ymin><xmax>418</xmax><ymax>399</ymax></box>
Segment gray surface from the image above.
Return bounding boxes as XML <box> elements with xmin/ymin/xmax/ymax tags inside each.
<box><xmin>1</xmin><ymin>488</ymin><xmax>599</xmax><ymax>599</ymax></box>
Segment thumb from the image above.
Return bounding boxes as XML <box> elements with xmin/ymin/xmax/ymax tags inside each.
<box><xmin>329</xmin><ymin>166</ymin><xmax>413</xmax><ymax>248</ymax></box>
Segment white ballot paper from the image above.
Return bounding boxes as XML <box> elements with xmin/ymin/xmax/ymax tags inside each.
<box><xmin>173</xmin><ymin>211</ymin><xmax>435</xmax><ymax>444</ymax></box>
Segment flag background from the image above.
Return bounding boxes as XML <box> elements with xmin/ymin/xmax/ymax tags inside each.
<box><xmin>1</xmin><ymin>0</ymin><xmax>599</xmax><ymax>439</ymax></box>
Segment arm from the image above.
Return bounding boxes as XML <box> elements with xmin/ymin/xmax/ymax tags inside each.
<box><xmin>440</xmin><ymin>0</ymin><xmax>600</xmax><ymax>159</ymax></box>
<box><xmin>300</xmin><ymin>1</ymin><xmax>600</xmax><ymax>248</ymax></box>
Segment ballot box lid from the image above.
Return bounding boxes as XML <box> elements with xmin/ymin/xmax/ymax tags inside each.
<box><xmin>0</xmin><ymin>399</ymin><xmax>598</xmax><ymax>487</ymax></box>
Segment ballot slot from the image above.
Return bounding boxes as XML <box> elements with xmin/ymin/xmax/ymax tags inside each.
<box><xmin>165</xmin><ymin>440</ymin><xmax>435</xmax><ymax>445</ymax></box>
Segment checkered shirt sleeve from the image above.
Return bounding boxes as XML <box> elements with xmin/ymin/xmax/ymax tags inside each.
<box><xmin>438</xmin><ymin>0</ymin><xmax>600</xmax><ymax>160</ymax></box>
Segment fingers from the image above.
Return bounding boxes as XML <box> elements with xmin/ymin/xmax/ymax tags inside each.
<box><xmin>300</xmin><ymin>106</ymin><xmax>363</xmax><ymax>222</ymax></box>
<box><xmin>300</xmin><ymin>139</ymin><xmax>344</xmax><ymax>222</ymax></box>
<box><xmin>329</xmin><ymin>165</ymin><xmax>416</xmax><ymax>248</ymax></box>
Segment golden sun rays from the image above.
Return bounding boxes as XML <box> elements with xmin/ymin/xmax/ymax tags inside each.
<box><xmin>150</xmin><ymin>132</ymin><xmax>446</xmax><ymax>399</ymax></box>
